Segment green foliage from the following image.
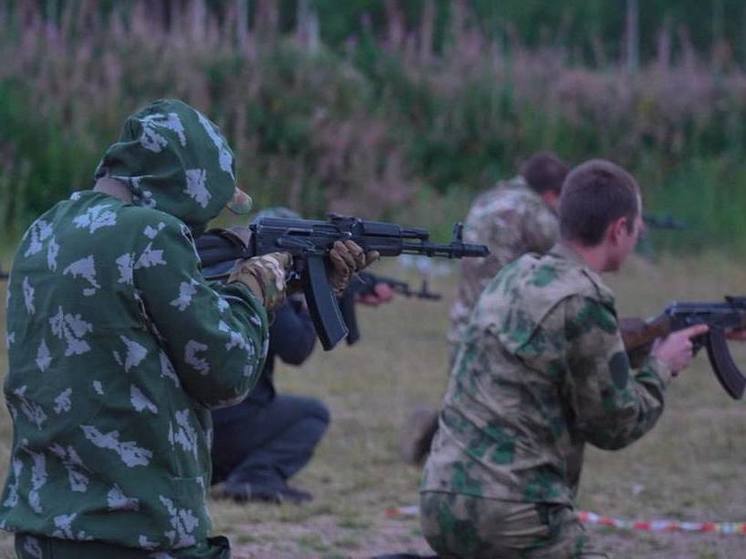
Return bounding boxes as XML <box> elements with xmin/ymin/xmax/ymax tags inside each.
<box><xmin>311</xmin><ymin>0</ymin><xmax>746</xmax><ymax>65</ymax></box>
<box><xmin>0</xmin><ymin>80</ymin><xmax>101</xmax><ymax>237</ymax></box>
<box><xmin>2</xmin><ymin>1</ymin><xmax>746</xmax><ymax>254</ymax></box>
<box><xmin>641</xmin><ymin>158</ymin><xmax>746</xmax><ymax>252</ymax></box>
<box><xmin>16</xmin><ymin>1</ymin><xmax>746</xmax><ymax>65</ymax></box>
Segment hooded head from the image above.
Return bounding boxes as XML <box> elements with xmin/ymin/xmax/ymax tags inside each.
<box><xmin>95</xmin><ymin>99</ymin><xmax>252</xmax><ymax>235</ymax></box>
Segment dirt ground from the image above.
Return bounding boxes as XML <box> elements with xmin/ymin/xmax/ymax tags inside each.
<box><xmin>207</xmin><ymin>255</ymin><xmax>746</xmax><ymax>559</ymax></box>
<box><xmin>217</xmin><ymin>512</ymin><xmax>746</xmax><ymax>558</ymax></box>
<box><xmin>1</xmin><ymin>255</ymin><xmax>746</xmax><ymax>558</ymax></box>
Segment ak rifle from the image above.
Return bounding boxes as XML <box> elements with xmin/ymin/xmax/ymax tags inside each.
<box><xmin>196</xmin><ymin>215</ymin><xmax>487</xmax><ymax>350</ymax></box>
<box><xmin>620</xmin><ymin>296</ymin><xmax>746</xmax><ymax>399</ymax></box>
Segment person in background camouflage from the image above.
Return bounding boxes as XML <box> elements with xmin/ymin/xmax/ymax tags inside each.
<box><xmin>447</xmin><ymin>151</ymin><xmax>568</xmax><ymax>355</ymax></box>
<box><xmin>402</xmin><ymin>152</ymin><xmax>569</xmax><ymax>466</ymax></box>
<box><xmin>0</xmin><ymin>99</ymin><xmax>374</xmax><ymax>558</ymax></box>
<box><xmin>419</xmin><ymin>160</ymin><xmax>708</xmax><ymax>558</ymax></box>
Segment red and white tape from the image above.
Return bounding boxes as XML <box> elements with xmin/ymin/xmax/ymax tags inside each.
<box><xmin>577</xmin><ymin>510</ymin><xmax>746</xmax><ymax>535</ymax></box>
<box><xmin>385</xmin><ymin>506</ymin><xmax>746</xmax><ymax>536</ymax></box>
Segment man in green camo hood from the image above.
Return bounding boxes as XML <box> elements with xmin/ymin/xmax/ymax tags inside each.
<box><xmin>0</xmin><ymin>99</ymin><xmax>371</xmax><ymax>558</ymax></box>
<box><xmin>420</xmin><ymin>160</ymin><xmax>708</xmax><ymax>558</ymax></box>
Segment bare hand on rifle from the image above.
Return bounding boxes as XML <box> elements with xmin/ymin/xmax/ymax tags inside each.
<box><xmin>652</xmin><ymin>323</ymin><xmax>709</xmax><ymax>375</ymax></box>
<box><xmin>357</xmin><ymin>282</ymin><xmax>395</xmax><ymax>306</ymax></box>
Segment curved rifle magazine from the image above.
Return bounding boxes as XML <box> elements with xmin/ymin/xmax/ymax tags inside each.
<box><xmin>705</xmin><ymin>328</ymin><xmax>746</xmax><ymax>399</ymax></box>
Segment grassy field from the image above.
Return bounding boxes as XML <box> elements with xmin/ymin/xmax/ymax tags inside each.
<box><xmin>0</xmin><ymin>253</ymin><xmax>745</xmax><ymax>558</ymax></box>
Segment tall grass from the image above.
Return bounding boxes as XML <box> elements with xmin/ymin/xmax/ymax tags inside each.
<box><xmin>1</xmin><ymin>1</ymin><xmax>746</xmax><ymax>251</ymax></box>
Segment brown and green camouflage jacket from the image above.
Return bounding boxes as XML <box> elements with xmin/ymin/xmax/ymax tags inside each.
<box><xmin>423</xmin><ymin>244</ymin><xmax>670</xmax><ymax>505</ymax></box>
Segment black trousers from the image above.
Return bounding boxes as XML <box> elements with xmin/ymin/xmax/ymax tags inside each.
<box><xmin>211</xmin><ymin>394</ymin><xmax>330</xmax><ymax>488</ymax></box>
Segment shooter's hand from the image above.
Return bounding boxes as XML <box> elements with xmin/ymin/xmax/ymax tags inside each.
<box><xmin>357</xmin><ymin>282</ymin><xmax>395</xmax><ymax>306</ymax></box>
<box><xmin>227</xmin><ymin>252</ymin><xmax>293</xmax><ymax>311</ymax></box>
<box><xmin>328</xmin><ymin>240</ymin><xmax>379</xmax><ymax>295</ymax></box>
<box><xmin>653</xmin><ymin>324</ymin><xmax>709</xmax><ymax>376</ymax></box>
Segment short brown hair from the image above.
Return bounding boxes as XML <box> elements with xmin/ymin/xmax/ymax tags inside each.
<box><xmin>559</xmin><ymin>159</ymin><xmax>640</xmax><ymax>246</ymax></box>
<box><xmin>519</xmin><ymin>151</ymin><xmax>569</xmax><ymax>194</ymax></box>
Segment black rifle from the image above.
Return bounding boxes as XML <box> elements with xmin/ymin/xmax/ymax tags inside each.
<box><xmin>196</xmin><ymin>215</ymin><xmax>488</xmax><ymax>350</ymax></box>
<box><xmin>620</xmin><ymin>296</ymin><xmax>746</xmax><ymax>399</ymax></box>
<box><xmin>339</xmin><ymin>271</ymin><xmax>442</xmax><ymax>346</ymax></box>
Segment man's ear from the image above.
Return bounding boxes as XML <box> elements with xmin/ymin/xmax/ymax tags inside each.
<box><xmin>606</xmin><ymin>216</ymin><xmax>629</xmax><ymax>245</ymax></box>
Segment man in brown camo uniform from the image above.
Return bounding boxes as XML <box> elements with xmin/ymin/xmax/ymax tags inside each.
<box><xmin>419</xmin><ymin>159</ymin><xmax>707</xmax><ymax>558</ymax></box>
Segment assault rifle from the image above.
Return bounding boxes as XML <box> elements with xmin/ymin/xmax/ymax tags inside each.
<box><xmin>196</xmin><ymin>215</ymin><xmax>488</xmax><ymax>350</ymax></box>
<box><xmin>620</xmin><ymin>296</ymin><xmax>746</xmax><ymax>399</ymax></box>
<box><xmin>339</xmin><ymin>271</ymin><xmax>442</xmax><ymax>345</ymax></box>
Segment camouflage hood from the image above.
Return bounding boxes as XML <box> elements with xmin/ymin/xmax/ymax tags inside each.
<box><xmin>95</xmin><ymin>99</ymin><xmax>240</xmax><ymax>233</ymax></box>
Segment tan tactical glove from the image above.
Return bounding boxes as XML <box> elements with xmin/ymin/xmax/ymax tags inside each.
<box><xmin>227</xmin><ymin>252</ymin><xmax>293</xmax><ymax>311</ymax></box>
<box><xmin>328</xmin><ymin>240</ymin><xmax>379</xmax><ymax>295</ymax></box>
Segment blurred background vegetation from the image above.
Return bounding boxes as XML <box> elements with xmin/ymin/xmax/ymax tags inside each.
<box><xmin>1</xmin><ymin>0</ymin><xmax>746</xmax><ymax>253</ymax></box>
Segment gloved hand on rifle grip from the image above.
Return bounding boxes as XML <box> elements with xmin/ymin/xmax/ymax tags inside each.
<box><xmin>227</xmin><ymin>252</ymin><xmax>293</xmax><ymax>311</ymax></box>
<box><xmin>328</xmin><ymin>240</ymin><xmax>379</xmax><ymax>296</ymax></box>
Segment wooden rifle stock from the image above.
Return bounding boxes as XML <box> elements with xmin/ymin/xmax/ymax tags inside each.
<box><xmin>619</xmin><ymin>313</ymin><xmax>671</xmax><ymax>368</ymax></box>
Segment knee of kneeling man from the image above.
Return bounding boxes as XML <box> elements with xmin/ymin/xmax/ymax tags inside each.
<box><xmin>312</xmin><ymin>400</ymin><xmax>331</xmax><ymax>426</ymax></box>
<box><xmin>299</xmin><ymin>397</ymin><xmax>330</xmax><ymax>429</ymax></box>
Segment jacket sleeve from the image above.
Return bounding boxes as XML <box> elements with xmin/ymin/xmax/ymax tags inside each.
<box><xmin>269</xmin><ymin>298</ymin><xmax>317</xmax><ymax>366</ymax></box>
<box><xmin>560</xmin><ymin>295</ymin><xmax>668</xmax><ymax>450</ymax></box>
<box><xmin>132</xmin><ymin>219</ymin><xmax>269</xmax><ymax>408</ymax></box>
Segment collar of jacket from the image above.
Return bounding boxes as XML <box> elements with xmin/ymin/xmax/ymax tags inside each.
<box><xmin>549</xmin><ymin>241</ymin><xmax>586</xmax><ymax>265</ymax></box>
<box><xmin>550</xmin><ymin>241</ymin><xmax>616</xmax><ymax>306</ymax></box>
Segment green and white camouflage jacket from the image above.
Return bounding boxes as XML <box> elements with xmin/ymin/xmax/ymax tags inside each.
<box><xmin>424</xmin><ymin>243</ymin><xmax>670</xmax><ymax>505</ymax></box>
<box><xmin>0</xmin><ymin>100</ymin><xmax>269</xmax><ymax>553</ymax></box>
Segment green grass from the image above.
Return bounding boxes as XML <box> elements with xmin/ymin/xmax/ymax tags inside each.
<box><xmin>2</xmin><ymin>254</ymin><xmax>746</xmax><ymax>557</ymax></box>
